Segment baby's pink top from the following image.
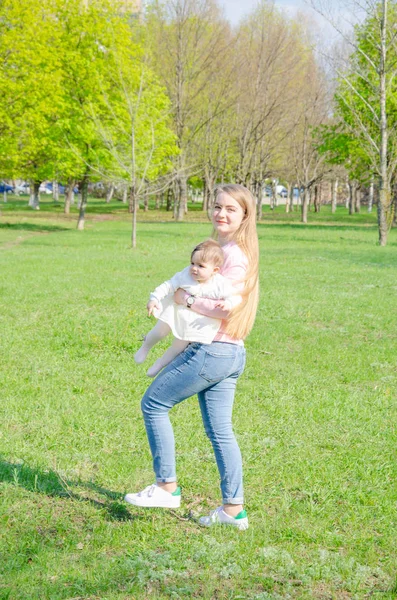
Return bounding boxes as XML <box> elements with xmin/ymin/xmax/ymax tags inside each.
<box><xmin>189</xmin><ymin>241</ymin><xmax>248</xmax><ymax>344</ymax></box>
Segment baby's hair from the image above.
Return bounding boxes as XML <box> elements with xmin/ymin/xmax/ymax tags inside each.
<box><xmin>191</xmin><ymin>239</ymin><xmax>224</xmax><ymax>269</ymax></box>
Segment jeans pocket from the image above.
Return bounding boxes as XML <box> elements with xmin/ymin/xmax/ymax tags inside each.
<box><xmin>199</xmin><ymin>346</ymin><xmax>239</xmax><ymax>383</ymax></box>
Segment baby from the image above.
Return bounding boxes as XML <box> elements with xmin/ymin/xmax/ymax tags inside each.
<box><xmin>134</xmin><ymin>239</ymin><xmax>241</xmax><ymax>377</ymax></box>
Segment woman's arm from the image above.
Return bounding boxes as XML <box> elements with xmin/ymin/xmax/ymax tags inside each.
<box><xmin>174</xmin><ymin>289</ymin><xmax>230</xmax><ymax>319</ymax></box>
<box><xmin>174</xmin><ymin>261</ymin><xmax>246</xmax><ymax>319</ymax></box>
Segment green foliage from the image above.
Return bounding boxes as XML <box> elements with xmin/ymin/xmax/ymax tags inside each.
<box><xmin>0</xmin><ymin>0</ymin><xmax>65</xmax><ymax>182</ymax></box>
<box><xmin>93</xmin><ymin>31</ymin><xmax>178</xmax><ymax>186</ymax></box>
<box><xmin>0</xmin><ymin>0</ymin><xmax>176</xmax><ymax>189</ymax></box>
<box><xmin>318</xmin><ymin>124</ymin><xmax>372</xmax><ymax>183</ymax></box>
<box><xmin>324</xmin><ymin>1</ymin><xmax>397</xmax><ymax>183</ymax></box>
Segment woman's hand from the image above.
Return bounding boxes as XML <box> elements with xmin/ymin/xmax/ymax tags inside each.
<box><xmin>174</xmin><ymin>288</ymin><xmax>187</xmax><ymax>305</ymax></box>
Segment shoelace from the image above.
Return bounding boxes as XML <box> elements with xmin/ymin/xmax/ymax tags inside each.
<box><xmin>209</xmin><ymin>506</ymin><xmax>224</xmax><ymax>522</ymax></box>
<box><xmin>137</xmin><ymin>484</ymin><xmax>157</xmax><ymax>498</ymax></box>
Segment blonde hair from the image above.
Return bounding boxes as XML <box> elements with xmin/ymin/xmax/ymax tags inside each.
<box><xmin>191</xmin><ymin>239</ymin><xmax>224</xmax><ymax>270</ymax></box>
<box><xmin>212</xmin><ymin>184</ymin><xmax>259</xmax><ymax>340</ymax></box>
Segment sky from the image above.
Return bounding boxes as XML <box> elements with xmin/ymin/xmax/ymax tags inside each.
<box><xmin>220</xmin><ymin>0</ymin><xmax>353</xmax><ymax>36</ymax></box>
<box><xmin>221</xmin><ymin>0</ymin><xmax>311</xmax><ymax>24</ymax></box>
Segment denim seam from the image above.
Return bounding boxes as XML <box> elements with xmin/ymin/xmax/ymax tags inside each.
<box><xmin>214</xmin><ymin>436</ymin><xmax>229</xmax><ymax>502</ymax></box>
<box><xmin>206</xmin><ymin>404</ymin><xmax>233</xmax><ymax>502</ymax></box>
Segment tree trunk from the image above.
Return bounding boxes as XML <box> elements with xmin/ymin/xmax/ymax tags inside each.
<box><xmin>271</xmin><ymin>181</ymin><xmax>277</xmax><ymax>209</ymax></box>
<box><xmin>166</xmin><ymin>187</ymin><xmax>172</xmax><ymax>212</ymax></box>
<box><xmin>377</xmin><ymin>195</ymin><xmax>389</xmax><ymax>245</ymax></box>
<box><xmin>378</xmin><ymin>0</ymin><xmax>389</xmax><ymax>246</ymax></box>
<box><xmin>345</xmin><ymin>177</ymin><xmax>350</xmax><ymax>209</ymax></box>
<box><xmin>128</xmin><ymin>185</ymin><xmax>136</xmax><ymax>214</ymax></box>
<box><xmin>355</xmin><ymin>187</ymin><xmax>361</xmax><ymax>213</ymax></box>
<box><xmin>53</xmin><ymin>181</ymin><xmax>59</xmax><ymax>202</ymax></box>
<box><xmin>77</xmin><ymin>173</ymin><xmax>89</xmax><ymax>230</ymax></box>
<box><xmin>155</xmin><ymin>194</ymin><xmax>160</xmax><ymax>209</ymax></box>
<box><xmin>131</xmin><ymin>185</ymin><xmax>137</xmax><ymax>248</ymax></box>
<box><xmin>106</xmin><ymin>183</ymin><xmax>115</xmax><ymax>204</ymax></box>
<box><xmin>173</xmin><ymin>179</ymin><xmax>178</xmax><ymax>220</ymax></box>
<box><xmin>202</xmin><ymin>178</ymin><xmax>209</xmax><ymax>212</ymax></box>
<box><xmin>314</xmin><ymin>185</ymin><xmax>320</xmax><ymax>212</ymax></box>
<box><xmin>28</xmin><ymin>181</ymin><xmax>38</xmax><ymax>209</ymax></box>
<box><xmin>301</xmin><ymin>187</ymin><xmax>310</xmax><ymax>223</ymax></box>
<box><xmin>205</xmin><ymin>172</ymin><xmax>216</xmax><ymax>214</ymax></box>
<box><xmin>285</xmin><ymin>183</ymin><xmax>291</xmax><ymax>213</ymax></box>
<box><xmin>122</xmin><ymin>186</ymin><xmax>128</xmax><ymax>204</ymax></box>
<box><xmin>183</xmin><ymin>179</ymin><xmax>188</xmax><ymax>215</ymax></box>
<box><xmin>331</xmin><ymin>179</ymin><xmax>338</xmax><ymax>213</ymax></box>
<box><xmin>175</xmin><ymin>174</ymin><xmax>187</xmax><ymax>222</ymax></box>
<box><xmin>143</xmin><ymin>195</ymin><xmax>149</xmax><ymax>212</ymax></box>
<box><xmin>256</xmin><ymin>182</ymin><xmax>263</xmax><ymax>220</ymax></box>
<box><xmin>64</xmin><ymin>179</ymin><xmax>76</xmax><ymax>214</ymax></box>
<box><xmin>31</xmin><ymin>182</ymin><xmax>40</xmax><ymax>210</ymax></box>
<box><xmin>3</xmin><ymin>190</ymin><xmax>7</xmax><ymax>203</ymax></box>
<box><xmin>368</xmin><ymin>177</ymin><xmax>374</xmax><ymax>213</ymax></box>
<box><xmin>349</xmin><ymin>181</ymin><xmax>355</xmax><ymax>215</ymax></box>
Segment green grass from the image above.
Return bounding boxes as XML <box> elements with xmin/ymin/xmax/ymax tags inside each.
<box><xmin>0</xmin><ymin>206</ymin><xmax>396</xmax><ymax>599</ymax></box>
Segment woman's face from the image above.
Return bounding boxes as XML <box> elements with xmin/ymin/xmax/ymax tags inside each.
<box><xmin>212</xmin><ymin>193</ymin><xmax>245</xmax><ymax>240</ymax></box>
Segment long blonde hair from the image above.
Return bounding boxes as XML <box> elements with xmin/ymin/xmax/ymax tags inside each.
<box><xmin>212</xmin><ymin>184</ymin><xmax>259</xmax><ymax>340</ymax></box>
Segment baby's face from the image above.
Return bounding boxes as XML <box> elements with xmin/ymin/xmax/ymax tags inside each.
<box><xmin>190</xmin><ymin>252</ymin><xmax>218</xmax><ymax>283</ymax></box>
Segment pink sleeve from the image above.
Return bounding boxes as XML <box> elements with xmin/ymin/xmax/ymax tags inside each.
<box><xmin>190</xmin><ymin>245</ymin><xmax>247</xmax><ymax>319</ymax></box>
<box><xmin>189</xmin><ymin>296</ymin><xmax>229</xmax><ymax>319</ymax></box>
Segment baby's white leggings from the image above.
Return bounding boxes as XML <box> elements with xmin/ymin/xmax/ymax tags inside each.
<box><xmin>134</xmin><ymin>320</ymin><xmax>189</xmax><ymax>377</ymax></box>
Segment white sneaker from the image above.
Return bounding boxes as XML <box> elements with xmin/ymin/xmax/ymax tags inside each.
<box><xmin>199</xmin><ymin>507</ymin><xmax>249</xmax><ymax>530</ymax></box>
<box><xmin>124</xmin><ymin>484</ymin><xmax>181</xmax><ymax>508</ymax></box>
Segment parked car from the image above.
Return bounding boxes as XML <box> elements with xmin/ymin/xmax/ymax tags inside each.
<box><xmin>14</xmin><ymin>182</ymin><xmax>30</xmax><ymax>195</ymax></box>
<box><xmin>44</xmin><ymin>182</ymin><xmax>78</xmax><ymax>195</ymax></box>
<box><xmin>264</xmin><ymin>185</ymin><xmax>288</xmax><ymax>198</ymax></box>
<box><xmin>0</xmin><ymin>182</ymin><xmax>14</xmax><ymax>193</ymax></box>
<box><xmin>276</xmin><ymin>185</ymin><xmax>288</xmax><ymax>198</ymax></box>
<box><xmin>39</xmin><ymin>183</ymin><xmax>53</xmax><ymax>195</ymax></box>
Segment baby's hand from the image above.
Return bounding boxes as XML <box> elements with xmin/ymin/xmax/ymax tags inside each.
<box><xmin>147</xmin><ymin>299</ymin><xmax>159</xmax><ymax>316</ymax></box>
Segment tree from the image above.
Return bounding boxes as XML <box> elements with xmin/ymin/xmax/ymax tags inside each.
<box><xmin>145</xmin><ymin>0</ymin><xmax>231</xmax><ymax>221</ymax></box>
<box><xmin>233</xmin><ymin>4</ymin><xmax>305</xmax><ymax>197</ymax></box>
<box><xmin>312</xmin><ymin>0</ymin><xmax>397</xmax><ymax>245</ymax></box>
<box><xmin>90</xmin><ymin>34</ymin><xmax>178</xmax><ymax>246</ymax></box>
<box><xmin>0</xmin><ymin>0</ymin><xmax>65</xmax><ymax>208</ymax></box>
<box><xmin>53</xmin><ymin>0</ymin><xmax>131</xmax><ymax>230</ymax></box>
<box><xmin>285</xmin><ymin>53</ymin><xmax>330</xmax><ymax>223</ymax></box>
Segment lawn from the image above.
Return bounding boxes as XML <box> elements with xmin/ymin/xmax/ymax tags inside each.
<box><xmin>0</xmin><ymin>203</ymin><xmax>396</xmax><ymax>599</ymax></box>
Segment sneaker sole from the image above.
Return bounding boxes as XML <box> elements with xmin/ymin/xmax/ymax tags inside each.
<box><xmin>124</xmin><ymin>494</ymin><xmax>181</xmax><ymax>508</ymax></box>
<box><xmin>199</xmin><ymin>517</ymin><xmax>249</xmax><ymax>530</ymax></box>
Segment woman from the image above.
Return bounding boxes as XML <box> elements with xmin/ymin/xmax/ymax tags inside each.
<box><xmin>125</xmin><ymin>184</ymin><xmax>259</xmax><ymax>530</ymax></box>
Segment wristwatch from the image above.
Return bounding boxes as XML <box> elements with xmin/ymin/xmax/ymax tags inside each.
<box><xmin>186</xmin><ymin>295</ymin><xmax>195</xmax><ymax>308</ymax></box>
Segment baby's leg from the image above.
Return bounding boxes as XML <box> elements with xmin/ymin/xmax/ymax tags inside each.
<box><xmin>147</xmin><ymin>338</ymin><xmax>190</xmax><ymax>378</ymax></box>
<box><xmin>134</xmin><ymin>321</ymin><xmax>171</xmax><ymax>364</ymax></box>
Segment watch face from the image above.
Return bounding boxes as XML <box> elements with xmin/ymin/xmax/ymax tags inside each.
<box><xmin>187</xmin><ymin>296</ymin><xmax>195</xmax><ymax>306</ymax></box>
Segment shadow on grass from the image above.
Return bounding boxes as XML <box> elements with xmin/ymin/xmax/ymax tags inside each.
<box><xmin>257</xmin><ymin>221</ymin><xmax>378</xmax><ymax>232</ymax></box>
<box><xmin>0</xmin><ymin>457</ymin><xmax>137</xmax><ymax>522</ymax></box>
<box><xmin>0</xmin><ymin>222</ymin><xmax>69</xmax><ymax>233</ymax></box>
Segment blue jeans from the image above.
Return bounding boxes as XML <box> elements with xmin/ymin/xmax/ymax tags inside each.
<box><xmin>141</xmin><ymin>341</ymin><xmax>246</xmax><ymax>505</ymax></box>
